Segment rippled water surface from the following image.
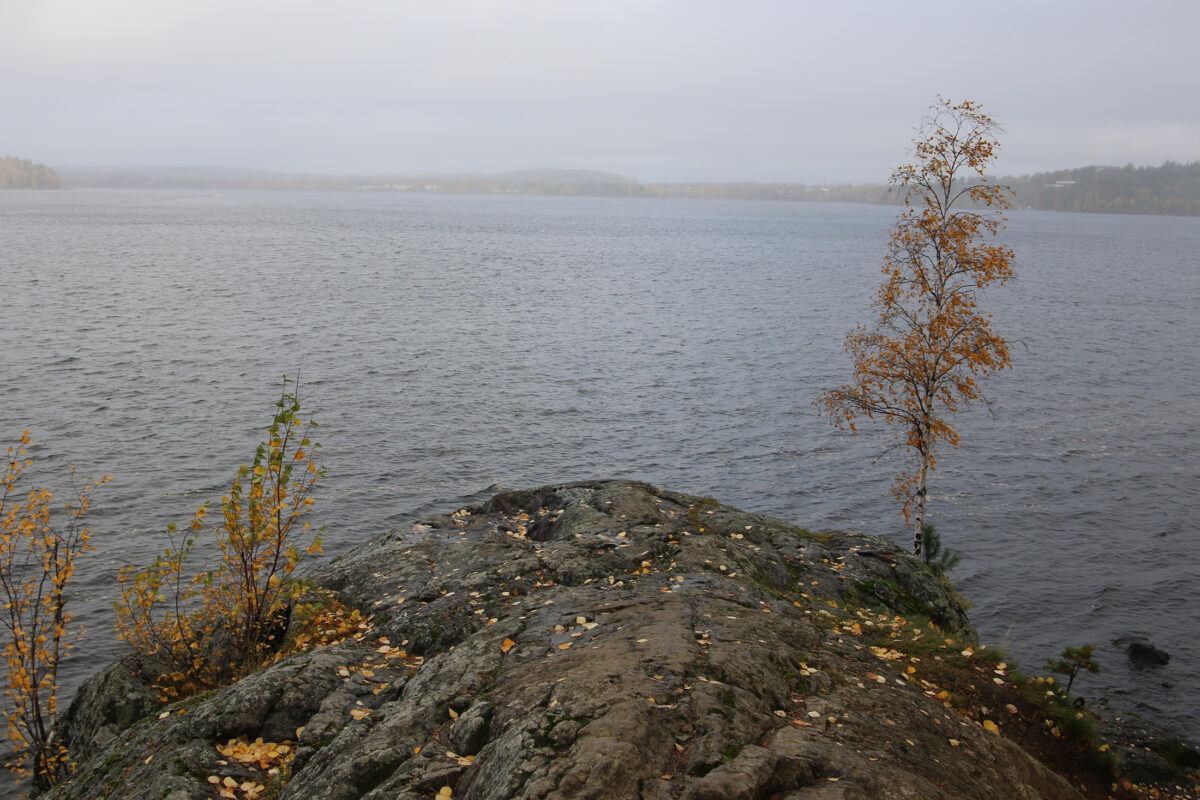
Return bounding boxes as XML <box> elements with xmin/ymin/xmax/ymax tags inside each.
<box><xmin>2</xmin><ymin>190</ymin><xmax>1198</xmax><ymax>747</ymax></box>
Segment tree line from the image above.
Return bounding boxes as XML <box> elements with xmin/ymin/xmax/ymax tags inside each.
<box><xmin>30</xmin><ymin>156</ymin><xmax>1200</xmax><ymax>216</ymax></box>
<box><xmin>646</xmin><ymin>160</ymin><xmax>1200</xmax><ymax>216</ymax></box>
<box><xmin>0</xmin><ymin>157</ymin><xmax>61</xmax><ymax>190</ymax></box>
<box><xmin>1004</xmin><ymin>160</ymin><xmax>1200</xmax><ymax>215</ymax></box>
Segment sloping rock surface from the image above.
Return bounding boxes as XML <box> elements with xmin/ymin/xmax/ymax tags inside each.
<box><xmin>49</xmin><ymin>480</ymin><xmax>1082</xmax><ymax>799</ymax></box>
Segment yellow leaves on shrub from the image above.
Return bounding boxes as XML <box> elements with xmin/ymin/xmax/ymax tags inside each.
<box><xmin>1</xmin><ymin>431</ymin><xmax>110</xmax><ymax>788</ymax></box>
<box><xmin>115</xmin><ymin>379</ymin><xmax>327</xmax><ymax>701</ymax></box>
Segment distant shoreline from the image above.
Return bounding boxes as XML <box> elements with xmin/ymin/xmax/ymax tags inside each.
<box><xmin>44</xmin><ymin>161</ymin><xmax>1200</xmax><ymax>217</ymax></box>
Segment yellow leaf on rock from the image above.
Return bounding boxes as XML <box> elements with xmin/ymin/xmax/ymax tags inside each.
<box><xmin>982</xmin><ymin>719</ymin><xmax>999</xmax><ymax>733</ymax></box>
<box><xmin>501</xmin><ymin>638</ymin><xmax>516</xmax><ymax>653</ymax></box>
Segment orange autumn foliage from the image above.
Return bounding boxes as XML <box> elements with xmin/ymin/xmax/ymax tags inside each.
<box><xmin>0</xmin><ymin>432</ymin><xmax>110</xmax><ymax>790</ymax></box>
<box><xmin>818</xmin><ymin>98</ymin><xmax>1014</xmax><ymax>555</ymax></box>
<box><xmin>114</xmin><ymin>378</ymin><xmax>326</xmax><ymax>697</ymax></box>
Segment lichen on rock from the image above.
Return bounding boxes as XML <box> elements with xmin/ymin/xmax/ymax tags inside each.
<box><xmin>47</xmin><ymin>480</ymin><xmax>1094</xmax><ymax>800</ymax></box>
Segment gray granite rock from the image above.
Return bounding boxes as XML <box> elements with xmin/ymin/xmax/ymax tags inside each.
<box><xmin>47</xmin><ymin>480</ymin><xmax>1084</xmax><ymax>800</ymax></box>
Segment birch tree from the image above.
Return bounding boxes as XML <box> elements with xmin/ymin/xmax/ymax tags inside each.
<box><xmin>818</xmin><ymin>98</ymin><xmax>1014</xmax><ymax>555</ymax></box>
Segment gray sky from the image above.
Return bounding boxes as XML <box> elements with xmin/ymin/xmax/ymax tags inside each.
<box><xmin>4</xmin><ymin>0</ymin><xmax>1198</xmax><ymax>183</ymax></box>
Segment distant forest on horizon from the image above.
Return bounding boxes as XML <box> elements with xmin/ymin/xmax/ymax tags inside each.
<box><xmin>0</xmin><ymin>156</ymin><xmax>62</xmax><ymax>189</ymax></box>
<box><xmin>7</xmin><ymin>157</ymin><xmax>1200</xmax><ymax>217</ymax></box>
<box><xmin>641</xmin><ymin>161</ymin><xmax>1200</xmax><ymax>216</ymax></box>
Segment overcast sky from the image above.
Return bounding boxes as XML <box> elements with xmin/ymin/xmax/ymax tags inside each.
<box><xmin>4</xmin><ymin>0</ymin><xmax>1198</xmax><ymax>183</ymax></box>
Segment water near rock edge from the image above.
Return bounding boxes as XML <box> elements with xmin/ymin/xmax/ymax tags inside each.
<box><xmin>1</xmin><ymin>189</ymin><xmax>1197</xmax><ymax>752</ymax></box>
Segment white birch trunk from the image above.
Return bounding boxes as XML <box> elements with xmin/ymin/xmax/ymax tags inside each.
<box><xmin>911</xmin><ymin>455</ymin><xmax>930</xmax><ymax>554</ymax></box>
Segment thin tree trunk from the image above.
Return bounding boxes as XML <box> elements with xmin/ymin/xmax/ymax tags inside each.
<box><xmin>912</xmin><ymin>454</ymin><xmax>930</xmax><ymax>554</ymax></box>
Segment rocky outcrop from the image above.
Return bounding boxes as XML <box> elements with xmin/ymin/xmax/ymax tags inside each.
<box><xmin>1116</xmin><ymin>637</ymin><xmax>1171</xmax><ymax>668</ymax></box>
<box><xmin>49</xmin><ymin>480</ymin><xmax>1087</xmax><ymax>799</ymax></box>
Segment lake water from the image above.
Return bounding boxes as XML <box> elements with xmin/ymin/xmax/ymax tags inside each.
<box><xmin>2</xmin><ymin>189</ymin><xmax>1198</xmax><ymax>751</ymax></box>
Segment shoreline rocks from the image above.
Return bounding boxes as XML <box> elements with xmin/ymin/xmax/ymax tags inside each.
<box><xmin>1116</xmin><ymin>637</ymin><xmax>1172</xmax><ymax>668</ymax></box>
<box><xmin>44</xmin><ymin>481</ymin><xmax>1173</xmax><ymax>798</ymax></box>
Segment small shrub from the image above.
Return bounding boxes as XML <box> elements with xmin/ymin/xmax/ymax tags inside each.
<box><xmin>1046</xmin><ymin>644</ymin><xmax>1100</xmax><ymax>696</ymax></box>
<box><xmin>920</xmin><ymin>523</ymin><xmax>960</xmax><ymax>578</ymax></box>
<box><xmin>115</xmin><ymin>378</ymin><xmax>326</xmax><ymax>698</ymax></box>
<box><xmin>0</xmin><ymin>432</ymin><xmax>110</xmax><ymax>790</ymax></box>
